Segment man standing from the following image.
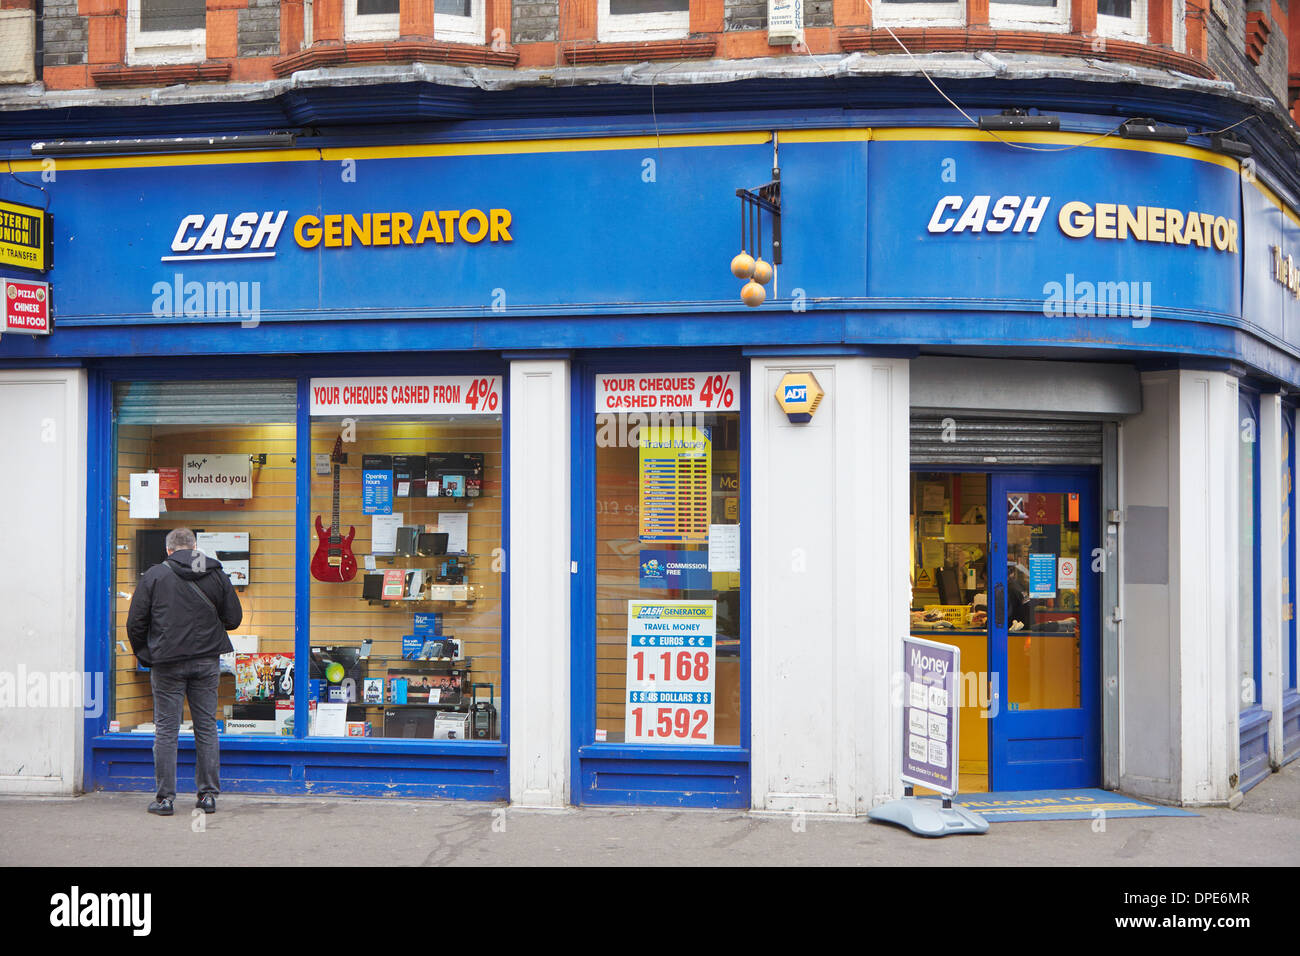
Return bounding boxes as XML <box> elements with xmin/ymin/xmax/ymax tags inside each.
<box><xmin>126</xmin><ymin>527</ymin><xmax>242</xmax><ymax>816</ymax></box>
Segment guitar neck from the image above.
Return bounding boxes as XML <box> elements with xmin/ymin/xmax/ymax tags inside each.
<box><xmin>331</xmin><ymin>464</ymin><xmax>341</xmax><ymax>545</ymax></box>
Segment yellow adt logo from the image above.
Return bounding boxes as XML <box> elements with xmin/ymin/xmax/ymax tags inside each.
<box><xmin>775</xmin><ymin>372</ymin><xmax>824</xmax><ymax>424</ymax></box>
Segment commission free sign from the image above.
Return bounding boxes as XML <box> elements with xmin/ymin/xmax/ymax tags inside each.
<box><xmin>902</xmin><ymin>635</ymin><xmax>961</xmax><ymax>796</ymax></box>
<box><xmin>625</xmin><ymin>600</ymin><xmax>716</xmax><ymax>745</ymax></box>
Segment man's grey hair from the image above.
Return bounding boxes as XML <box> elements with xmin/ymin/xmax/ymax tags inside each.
<box><xmin>165</xmin><ymin>528</ymin><xmax>197</xmax><ymax>552</ymax></box>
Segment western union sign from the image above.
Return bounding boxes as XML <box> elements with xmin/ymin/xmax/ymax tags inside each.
<box><xmin>0</xmin><ymin>199</ymin><xmax>51</xmax><ymax>272</ymax></box>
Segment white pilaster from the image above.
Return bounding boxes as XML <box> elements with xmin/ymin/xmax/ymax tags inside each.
<box><xmin>1175</xmin><ymin>370</ymin><xmax>1240</xmax><ymax>804</ymax></box>
<box><xmin>0</xmin><ymin>369</ymin><xmax>87</xmax><ymax>795</ymax></box>
<box><xmin>507</xmin><ymin>359</ymin><xmax>571</xmax><ymax>807</ymax></box>
<box><xmin>749</xmin><ymin>355</ymin><xmax>909</xmax><ymax>814</ymax></box>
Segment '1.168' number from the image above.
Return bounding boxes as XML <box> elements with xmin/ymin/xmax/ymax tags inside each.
<box><xmin>632</xmin><ymin>651</ymin><xmax>709</xmax><ymax>682</ymax></box>
<box><xmin>631</xmin><ymin>707</ymin><xmax>708</xmax><ymax>739</ymax></box>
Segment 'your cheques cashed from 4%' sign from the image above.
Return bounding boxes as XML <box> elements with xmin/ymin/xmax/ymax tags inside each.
<box><xmin>595</xmin><ymin>372</ymin><xmax>740</xmax><ymax>413</ymax></box>
<box><xmin>625</xmin><ymin>600</ymin><xmax>716</xmax><ymax>745</ymax></box>
<box><xmin>309</xmin><ymin>376</ymin><xmax>501</xmax><ymax>417</ymax></box>
<box><xmin>902</xmin><ymin>635</ymin><xmax>961</xmax><ymax>796</ymax></box>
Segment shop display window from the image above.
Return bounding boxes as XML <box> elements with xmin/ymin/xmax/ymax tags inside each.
<box><xmin>909</xmin><ymin>472</ymin><xmax>990</xmax><ymax>790</ymax></box>
<box><xmin>1285</xmin><ymin>406</ymin><xmax>1296</xmax><ymax>692</ymax></box>
<box><xmin>307</xmin><ymin>411</ymin><xmax>502</xmax><ymax>742</ymax></box>
<box><xmin>592</xmin><ymin>374</ymin><xmax>743</xmax><ymax>746</ymax></box>
<box><xmin>112</xmin><ymin>380</ymin><xmax>297</xmax><ymax>734</ymax></box>
<box><xmin>1239</xmin><ymin>390</ymin><xmax>1260</xmax><ymax>709</ymax></box>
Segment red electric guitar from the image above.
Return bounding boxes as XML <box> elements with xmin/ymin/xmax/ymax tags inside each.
<box><xmin>311</xmin><ymin>436</ymin><xmax>357</xmax><ymax>583</ymax></box>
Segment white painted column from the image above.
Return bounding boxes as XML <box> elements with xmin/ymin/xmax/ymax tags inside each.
<box><xmin>1259</xmin><ymin>392</ymin><xmax>1284</xmax><ymax>769</ymax></box>
<box><xmin>0</xmin><ymin>369</ymin><xmax>87</xmax><ymax>795</ymax></box>
<box><xmin>749</xmin><ymin>355</ymin><xmax>909</xmax><ymax>814</ymax></box>
<box><xmin>507</xmin><ymin>359</ymin><xmax>571</xmax><ymax>807</ymax></box>
<box><xmin>1176</xmin><ymin>370</ymin><xmax>1240</xmax><ymax>804</ymax></box>
<box><xmin>1118</xmin><ymin>369</ymin><xmax>1240</xmax><ymax>805</ymax></box>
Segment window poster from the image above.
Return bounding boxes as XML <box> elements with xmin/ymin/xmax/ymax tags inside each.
<box><xmin>638</xmin><ymin>425</ymin><xmax>711</xmax><ymax>542</ymax></box>
<box><xmin>182</xmin><ymin>453</ymin><xmax>253</xmax><ymax>499</ymax></box>
<box><xmin>362</xmin><ymin>469</ymin><xmax>394</xmax><ymax>515</ymax></box>
<box><xmin>624</xmin><ymin>600</ymin><xmax>716</xmax><ymax>745</ymax></box>
<box><xmin>1028</xmin><ymin>553</ymin><xmax>1057</xmax><ymax>598</ymax></box>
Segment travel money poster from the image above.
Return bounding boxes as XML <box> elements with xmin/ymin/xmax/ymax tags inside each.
<box><xmin>638</xmin><ymin>425</ymin><xmax>711</xmax><ymax>542</ymax></box>
<box><xmin>625</xmin><ymin>600</ymin><xmax>716</xmax><ymax>745</ymax></box>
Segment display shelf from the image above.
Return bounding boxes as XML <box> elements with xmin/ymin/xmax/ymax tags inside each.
<box><xmin>368</xmin><ymin>552</ymin><xmax>477</xmax><ymax>563</ymax></box>
<box><xmin>350</xmin><ymin>701</ymin><xmax>468</xmax><ymax>709</ymax></box>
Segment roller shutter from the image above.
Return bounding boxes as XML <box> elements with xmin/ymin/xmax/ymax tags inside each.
<box><xmin>910</xmin><ymin>415</ymin><xmax>1103</xmax><ymax>466</ymax></box>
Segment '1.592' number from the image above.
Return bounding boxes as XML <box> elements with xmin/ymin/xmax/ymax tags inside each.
<box><xmin>631</xmin><ymin>707</ymin><xmax>708</xmax><ymax>739</ymax></box>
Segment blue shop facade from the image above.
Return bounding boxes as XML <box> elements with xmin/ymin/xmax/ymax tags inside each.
<box><xmin>1</xmin><ymin>87</ymin><xmax>1298</xmax><ymax>810</ymax></box>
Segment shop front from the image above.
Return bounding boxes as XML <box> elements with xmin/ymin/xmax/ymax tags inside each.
<box><xmin>3</xmin><ymin>112</ymin><xmax>1300</xmax><ymax>809</ymax></box>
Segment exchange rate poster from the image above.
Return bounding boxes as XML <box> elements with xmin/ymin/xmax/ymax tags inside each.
<box><xmin>625</xmin><ymin>600</ymin><xmax>716</xmax><ymax>745</ymax></box>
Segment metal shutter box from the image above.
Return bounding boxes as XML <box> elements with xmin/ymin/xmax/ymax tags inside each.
<box><xmin>910</xmin><ymin>415</ymin><xmax>1103</xmax><ymax>466</ymax></box>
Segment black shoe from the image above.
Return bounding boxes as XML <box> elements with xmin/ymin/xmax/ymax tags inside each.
<box><xmin>148</xmin><ymin>799</ymin><xmax>174</xmax><ymax>816</ymax></box>
<box><xmin>196</xmin><ymin>794</ymin><xmax>216</xmax><ymax>814</ymax></box>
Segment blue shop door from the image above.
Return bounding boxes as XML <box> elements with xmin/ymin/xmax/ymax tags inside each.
<box><xmin>989</xmin><ymin>473</ymin><xmax>1101</xmax><ymax>790</ymax></box>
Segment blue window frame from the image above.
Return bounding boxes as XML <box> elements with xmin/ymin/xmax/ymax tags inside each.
<box><xmin>1282</xmin><ymin>404</ymin><xmax>1300</xmax><ymax>765</ymax></box>
<box><xmin>1284</xmin><ymin>404</ymin><xmax>1296</xmax><ymax>693</ymax></box>
<box><xmin>84</xmin><ymin>355</ymin><xmax>511</xmax><ymax>800</ymax></box>
<box><xmin>570</xmin><ymin>353</ymin><xmax>751</xmax><ymax>808</ymax></box>
<box><xmin>1238</xmin><ymin>387</ymin><xmax>1269</xmax><ymax>790</ymax></box>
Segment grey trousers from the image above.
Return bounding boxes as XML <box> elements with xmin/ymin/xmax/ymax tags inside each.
<box><xmin>150</xmin><ymin>656</ymin><xmax>221</xmax><ymax>802</ymax></box>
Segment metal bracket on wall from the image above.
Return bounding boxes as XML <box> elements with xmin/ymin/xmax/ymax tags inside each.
<box><xmin>735</xmin><ymin>172</ymin><xmax>782</xmax><ymax>265</ymax></box>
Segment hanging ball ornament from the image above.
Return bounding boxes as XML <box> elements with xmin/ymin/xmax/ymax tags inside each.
<box><xmin>730</xmin><ymin>251</ymin><xmax>756</xmax><ymax>279</ymax></box>
<box><xmin>751</xmin><ymin>258</ymin><xmax>773</xmax><ymax>285</ymax></box>
<box><xmin>741</xmin><ymin>280</ymin><xmax>767</xmax><ymax>307</ymax></box>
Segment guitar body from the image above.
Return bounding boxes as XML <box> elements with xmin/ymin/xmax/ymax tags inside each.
<box><xmin>312</xmin><ymin>514</ymin><xmax>357</xmax><ymax>583</ymax></box>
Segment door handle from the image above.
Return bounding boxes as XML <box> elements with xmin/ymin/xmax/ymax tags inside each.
<box><xmin>995</xmin><ymin>583</ymin><xmax>1005</xmax><ymax>629</ymax></box>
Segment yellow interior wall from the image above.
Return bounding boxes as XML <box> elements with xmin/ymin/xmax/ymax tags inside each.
<box><xmin>308</xmin><ymin>419</ymin><xmax>503</xmax><ymax>724</ymax></box>
<box><xmin>114</xmin><ymin>423</ymin><xmax>296</xmax><ymax>729</ymax></box>
<box><xmin>595</xmin><ymin>422</ymin><xmax>741</xmax><ymax>746</ymax></box>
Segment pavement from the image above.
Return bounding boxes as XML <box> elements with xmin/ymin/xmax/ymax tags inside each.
<box><xmin>2</xmin><ymin>759</ymin><xmax>1298</xmax><ymax>867</ymax></box>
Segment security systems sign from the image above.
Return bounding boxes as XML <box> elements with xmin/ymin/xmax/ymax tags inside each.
<box><xmin>774</xmin><ymin>371</ymin><xmax>824</xmax><ymax>423</ymax></box>
<box><xmin>309</xmin><ymin>376</ymin><xmax>502</xmax><ymax>416</ymax></box>
<box><xmin>595</xmin><ymin>372</ymin><xmax>740</xmax><ymax>413</ymax></box>
<box><xmin>0</xmin><ymin>199</ymin><xmax>51</xmax><ymax>272</ymax></box>
<box><xmin>767</xmin><ymin>0</ymin><xmax>804</xmax><ymax>44</ymax></box>
<box><xmin>624</xmin><ymin>600</ymin><xmax>716</xmax><ymax>745</ymax></box>
<box><xmin>3</xmin><ymin>278</ymin><xmax>50</xmax><ymax>334</ymax></box>
<box><xmin>901</xmin><ymin>635</ymin><xmax>961</xmax><ymax>797</ymax></box>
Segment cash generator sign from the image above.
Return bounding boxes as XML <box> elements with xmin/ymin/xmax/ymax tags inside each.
<box><xmin>926</xmin><ymin>194</ymin><xmax>1239</xmax><ymax>252</ymax></box>
<box><xmin>162</xmin><ymin>207</ymin><xmax>513</xmax><ymax>260</ymax></box>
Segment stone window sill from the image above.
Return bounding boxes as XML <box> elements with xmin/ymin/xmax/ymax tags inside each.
<box><xmin>272</xmin><ymin>40</ymin><xmax>519</xmax><ymax>77</ymax></box>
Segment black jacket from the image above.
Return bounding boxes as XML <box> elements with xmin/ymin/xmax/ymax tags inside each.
<box><xmin>126</xmin><ymin>549</ymin><xmax>242</xmax><ymax>666</ymax></box>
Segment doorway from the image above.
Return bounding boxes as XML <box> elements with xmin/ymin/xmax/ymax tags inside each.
<box><xmin>909</xmin><ymin>469</ymin><xmax>1101</xmax><ymax>792</ymax></box>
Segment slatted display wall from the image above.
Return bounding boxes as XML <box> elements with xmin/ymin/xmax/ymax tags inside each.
<box><xmin>308</xmin><ymin>418</ymin><xmax>503</xmax><ymax>732</ymax></box>
<box><xmin>113</xmin><ymin>423</ymin><xmax>297</xmax><ymax>730</ymax></box>
<box><xmin>595</xmin><ymin>416</ymin><xmax>741</xmax><ymax>746</ymax></box>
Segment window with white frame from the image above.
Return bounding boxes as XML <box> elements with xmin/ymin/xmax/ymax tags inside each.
<box><xmin>598</xmin><ymin>0</ymin><xmax>690</xmax><ymax>43</ymax></box>
<box><xmin>345</xmin><ymin>0</ymin><xmax>400</xmax><ymax>42</ymax></box>
<box><xmin>1096</xmin><ymin>0</ymin><xmax>1148</xmax><ymax>42</ymax></box>
<box><xmin>127</xmin><ymin>0</ymin><xmax>206</xmax><ymax>66</ymax></box>
<box><xmin>989</xmin><ymin>0</ymin><xmax>1070</xmax><ymax>32</ymax></box>
<box><xmin>434</xmin><ymin>0</ymin><xmax>485</xmax><ymax>45</ymax></box>
<box><xmin>344</xmin><ymin>0</ymin><xmax>486</xmax><ymax>45</ymax></box>
<box><xmin>873</xmin><ymin>0</ymin><xmax>966</xmax><ymax>29</ymax></box>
